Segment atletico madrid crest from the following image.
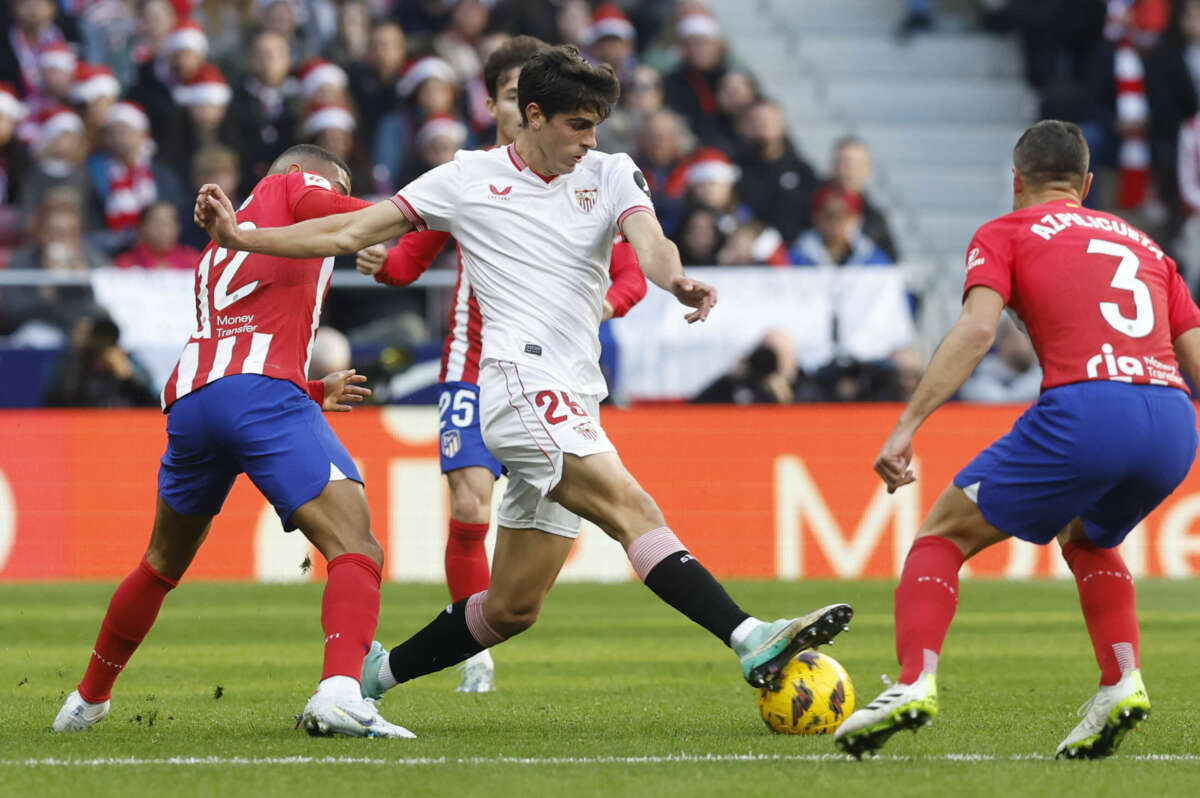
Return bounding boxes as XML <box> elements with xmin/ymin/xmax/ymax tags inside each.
<box><xmin>441</xmin><ymin>429</ymin><xmax>462</xmax><ymax>458</ymax></box>
<box><xmin>575</xmin><ymin>187</ymin><xmax>598</xmax><ymax>213</ymax></box>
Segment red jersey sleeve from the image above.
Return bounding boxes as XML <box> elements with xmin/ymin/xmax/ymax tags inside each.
<box><xmin>282</xmin><ymin>171</ymin><xmax>372</xmax><ymax>221</ymax></box>
<box><xmin>306</xmin><ymin>379</ymin><xmax>325</xmax><ymax>405</ymax></box>
<box><xmin>1166</xmin><ymin>256</ymin><xmax>1200</xmax><ymax>338</ymax></box>
<box><xmin>605</xmin><ymin>238</ymin><xmax>647</xmax><ymax>318</ymax></box>
<box><xmin>962</xmin><ymin>218</ymin><xmax>1015</xmax><ymax>304</ymax></box>
<box><xmin>375</xmin><ymin>230</ymin><xmax>453</xmax><ymax>286</ymax></box>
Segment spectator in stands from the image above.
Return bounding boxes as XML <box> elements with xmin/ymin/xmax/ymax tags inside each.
<box><xmin>87</xmin><ymin>101</ymin><xmax>188</xmax><ymax>251</ymax></box>
<box><xmin>127</xmin><ymin>17</ymin><xmax>208</xmax><ymax>146</ymax></box>
<box><xmin>20</xmin><ymin>107</ymin><xmax>102</xmax><ymax>231</ymax></box>
<box><xmin>1147</xmin><ymin>0</ymin><xmax>1200</xmax><ymax>234</ymax></box>
<box><xmin>0</xmin><ymin>0</ymin><xmax>79</xmax><ymax>101</ymax></box>
<box><xmin>0</xmin><ymin>84</ymin><xmax>29</xmax><ymax>213</ymax></box>
<box><xmin>402</xmin><ymin>114</ymin><xmax>467</xmax><ymax>184</ymax></box>
<box><xmin>69</xmin><ymin>62</ymin><xmax>120</xmax><ymax>151</ymax></box>
<box><xmin>325</xmin><ymin>0</ymin><xmax>371</xmax><ymax>66</ymax></box>
<box><xmin>127</xmin><ymin>0</ymin><xmax>174</xmax><ymax>69</ymax></box>
<box><xmin>828</xmin><ymin>136</ymin><xmax>899</xmax><ymax>261</ymax></box>
<box><xmin>296</xmin><ymin>57</ymin><xmax>350</xmax><ymax>109</ymax></box>
<box><xmin>36</xmin><ymin>42</ymin><xmax>77</xmax><ymax>109</ymax></box>
<box><xmin>183</xmin><ymin>144</ymin><xmax>240</xmax><ymax>249</ymax></box>
<box><xmin>598</xmin><ymin>62</ymin><xmax>661</xmax><ymax>158</ymax></box>
<box><xmin>260</xmin><ymin>0</ymin><xmax>317</xmax><ymax>63</ymax></box>
<box><xmin>790</xmin><ymin>185</ymin><xmax>892</xmax><ymax>267</ymax></box>
<box><xmin>715</xmin><ymin>220</ymin><xmax>789</xmax><ymax>266</ymax></box>
<box><xmin>346</xmin><ymin>21</ymin><xmax>406</xmax><ymax>193</ymax></box>
<box><xmin>230</xmin><ymin>30</ymin><xmax>300</xmax><ymax>189</ymax></box>
<box><xmin>164</xmin><ymin>63</ymin><xmax>235</xmax><ymax>168</ymax></box>
<box><xmin>675</xmin><ymin>205</ymin><xmax>724</xmax><ymax>266</ymax></box>
<box><xmin>735</xmin><ymin>99</ymin><xmax>819</xmax><ymax>245</ymax></box>
<box><xmin>556</xmin><ymin>0</ymin><xmax>592</xmax><ymax>47</ymax></box>
<box><xmin>663</xmin><ymin>8</ymin><xmax>728</xmax><ymax>148</ymax></box>
<box><xmin>2</xmin><ymin>189</ymin><xmax>106</xmax><ymax>341</ymax></box>
<box><xmin>683</xmin><ymin>148</ymin><xmax>765</xmax><ymax>241</ymax></box>
<box><xmin>634</xmin><ymin>108</ymin><xmax>693</xmax><ymax>234</ymax></box>
<box><xmin>694</xmin><ymin>329</ymin><xmax>798</xmax><ymax>404</ymax></box>
<box><xmin>713</xmin><ymin>68</ymin><xmax>759</xmax><ymax>155</ymax></box>
<box><xmin>114</xmin><ymin>200</ymin><xmax>200</xmax><ymax>270</ymax></box>
<box><xmin>76</xmin><ymin>0</ymin><xmax>139</xmax><ymax>88</ymax></box>
<box><xmin>43</xmin><ymin>313</ymin><xmax>158</xmax><ymax>407</ymax></box>
<box><xmin>959</xmin><ymin>315</ymin><xmax>1042</xmax><ymax>403</ymax></box>
<box><xmin>301</xmin><ymin>101</ymin><xmax>371</xmax><ymax>191</ymax></box>
<box><xmin>584</xmin><ymin>3</ymin><xmax>638</xmax><ymax>83</ymax></box>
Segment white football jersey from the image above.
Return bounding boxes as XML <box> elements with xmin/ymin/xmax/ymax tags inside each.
<box><xmin>392</xmin><ymin>144</ymin><xmax>655</xmax><ymax>397</ymax></box>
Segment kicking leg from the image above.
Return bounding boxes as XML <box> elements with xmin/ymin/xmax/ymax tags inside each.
<box><xmin>54</xmin><ymin>496</ymin><xmax>211</xmax><ymax>732</ymax></box>
<box><xmin>550</xmin><ymin>451</ymin><xmax>852</xmax><ymax>687</ymax></box>
<box><xmin>366</xmin><ymin>526</ymin><xmax>571</xmax><ymax>697</ymax></box>
<box><xmin>444</xmin><ymin>466</ymin><xmax>498</xmax><ymax>692</ymax></box>
<box><xmin>836</xmin><ymin>484</ymin><xmax>1008</xmax><ymax>758</ymax></box>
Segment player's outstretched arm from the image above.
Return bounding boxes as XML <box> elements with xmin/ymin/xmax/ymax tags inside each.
<box><xmin>195</xmin><ymin>185</ymin><xmax>413</xmax><ymax>258</ymax></box>
<box><xmin>622</xmin><ymin>211</ymin><xmax>716</xmax><ymax>323</ymax></box>
<box><xmin>875</xmin><ymin>285</ymin><xmax>1005</xmax><ymax>492</ymax></box>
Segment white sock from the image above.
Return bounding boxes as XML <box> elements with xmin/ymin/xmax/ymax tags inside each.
<box><xmin>728</xmin><ymin>617</ymin><xmax>763</xmax><ymax>652</ymax></box>
<box><xmin>316</xmin><ymin>674</ymin><xmax>361</xmax><ymax>702</ymax></box>
<box><xmin>377</xmin><ymin>656</ymin><xmax>398</xmax><ymax>691</ymax></box>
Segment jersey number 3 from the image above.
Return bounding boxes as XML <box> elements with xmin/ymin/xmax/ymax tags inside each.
<box><xmin>1090</xmin><ymin>238</ymin><xmax>1154</xmax><ymax>339</ymax></box>
<box><xmin>193</xmin><ymin>221</ymin><xmax>260</xmax><ymax>339</ymax></box>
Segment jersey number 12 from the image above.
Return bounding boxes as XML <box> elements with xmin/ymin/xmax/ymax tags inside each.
<box><xmin>192</xmin><ymin>221</ymin><xmax>260</xmax><ymax>339</ymax></box>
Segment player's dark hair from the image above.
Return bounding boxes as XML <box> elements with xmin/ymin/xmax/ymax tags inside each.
<box><xmin>517</xmin><ymin>45</ymin><xmax>620</xmax><ymax>124</ymax></box>
<box><xmin>268</xmin><ymin>144</ymin><xmax>351</xmax><ymax>181</ymax></box>
<box><xmin>483</xmin><ymin>35</ymin><xmax>549</xmax><ymax>100</ymax></box>
<box><xmin>1012</xmin><ymin>120</ymin><xmax>1090</xmax><ymax>189</ymax></box>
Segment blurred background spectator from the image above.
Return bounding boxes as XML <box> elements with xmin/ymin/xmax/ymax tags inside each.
<box><xmin>959</xmin><ymin>315</ymin><xmax>1042</xmax><ymax>403</ymax></box>
<box><xmin>43</xmin><ymin>312</ymin><xmax>157</xmax><ymax>407</ymax></box>
<box><xmin>114</xmin><ymin>201</ymin><xmax>199</xmax><ymax>270</ymax></box>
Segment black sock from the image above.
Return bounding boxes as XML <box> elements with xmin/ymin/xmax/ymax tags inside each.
<box><xmin>386</xmin><ymin>598</ymin><xmax>484</xmax><ymax>684</ymax></box>
<box><xmin>642</xmin><ymin>551</ymin><xmax>751</xmax><ymax>646</ymax></box>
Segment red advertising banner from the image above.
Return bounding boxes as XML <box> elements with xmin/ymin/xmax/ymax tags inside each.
<box><xmin>2</xmin><ymin>405</ymin><xmax>1198</xmax><ymax>581</ymax></box>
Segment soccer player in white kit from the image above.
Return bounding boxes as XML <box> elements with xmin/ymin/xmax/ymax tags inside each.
<box><xmin>196</xmin><ymin>46</ymin><xmax>852</xmax><ymax>725</ymax></box>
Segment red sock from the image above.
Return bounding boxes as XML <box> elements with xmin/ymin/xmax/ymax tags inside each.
<box><xmin>445</xmin><ymin>519</ymin><xmax>490</xmax><ymax>602</ymax></box>
<box><xmin>77</xmin><ymin>558</ymin><xmax>177</xmax><ymax>703</ymax></box>
<box><xmin>894</xmin><ymin>536</ymin><xmax>964</xmax><ymax>684</ymax></box>
<box><xmin>321</xmin><ymin>553</ymin><xmax>382</xmax><ymax>681</ymax></box>
<box><xmin>1062</xmin><ymin>540</ymin><xmax>1138</xmax><ymax>686</ymax></box>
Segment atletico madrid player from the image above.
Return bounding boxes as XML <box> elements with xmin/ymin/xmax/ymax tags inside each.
<box><xmin>53</xmin><ymin>144</ymin><xmax>414</xmax><ymax>738</ymax></box>
<box><xmin>837</xmin><ymin>120</ymin><xmax>1200</xmax><ymax>759</ymax></box>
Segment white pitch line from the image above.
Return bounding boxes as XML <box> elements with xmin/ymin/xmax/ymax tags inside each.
<box><xmin>5</xmin><ymin>753</ymin><xmax>1200</xmax><ymax>767</ymax></box>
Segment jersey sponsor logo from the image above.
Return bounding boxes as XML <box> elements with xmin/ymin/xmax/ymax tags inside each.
<box><xmin>966</xmin><ymin>247</ymin><xmax>985</xmax><ymax>271</ymax></box>
<box><xmin>489</xmin><ymin>184</ymin><xmax>512</xmax><ymax>199</ymax></box>
<box><xmin>524</xmin><ymin>343</ymin><xmax>542</xmax><ymax>356</ymax></box>
<box><xmin>441</xmin><ymin>429</ymin><xmax>462</xmax><ymax>458</ymax></box>
<box><xmin>633</xmin><ymin>170</ymin><xmax>651</xmax><ymax>197</ymax></box>
<box><xmin>575</xmin><ymin>187</ymin><xmax>598</xmax><ymax>213</ymax></box>
<box><xmin>1085</xmin><ymin>343</ymin><xmax>1179</xmax><ymax>384</ymax></box>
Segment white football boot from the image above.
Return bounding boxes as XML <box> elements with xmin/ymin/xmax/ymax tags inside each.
<box><xmin>455</xmin><ymin>650</ymin><xmax>496</xmax><ymax>693</ymax></box>
<box><xmin>52</xmin><ymin>689</ymin><xmax>111</xmax><ymax>732</ymax></box>
<box><xmin>835</xmin><ymin>672</ymin><xmax>938</xmax><ymax>758</ymax></box>
<box><xmin>1056</xmin><ymin>669</ymin><xmax>1150</xmax><ymax>759</ymax></box>
<box><xmin>301</xmin><ymin>691</ymin><xmax>416</xmax><ymax>738</ymax></box>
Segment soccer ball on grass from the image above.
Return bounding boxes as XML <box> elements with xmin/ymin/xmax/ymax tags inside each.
<box><xmin>757</xmin><ymin>650</ymin><xmax>855</xmax><ymax>735</ymax></box>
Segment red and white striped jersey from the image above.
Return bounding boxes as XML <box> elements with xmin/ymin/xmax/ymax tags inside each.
<box><xmin>161</xmin><ymin>171</ymin><xmax>341</xmax><ymax>409</ymax></box>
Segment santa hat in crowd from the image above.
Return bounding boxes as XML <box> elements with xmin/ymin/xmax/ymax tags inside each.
<box><xmin>39</xmin><ymin>42</ymin><xmax>78</xmax><ymax>74</ymax></box>
<box><xmin>104</xmin><ymin>101</ymin><xmax>151</xmax><ymax>133</ymax></box>
<box><xmin>165</xmin><ymin>18</ymin><xmax>209</xmax><ymax>58</ymax></box>
<box><xmin>415</xmin><ymin>114</ymin><xmax>467</xmax><ymax>150</ymax></box>
<box><xmin>0</xmin><ymin>82</ymin><xmax>27</xmax><ymax>121</ymax></box>
<box><xmin>297</xmin><ymin>57</ymin><xmax>348</xmax><ymax>100</ymax></box>
<box><xmin>173</xmin><ymin>63</ymin><xmax>231</xmax><ymax>106</ymax></box>
<box><xmin>34</xmin><ymin>106</ymin><xmax>85</xmax><ymax>152</ymax></box>
<box><xmin>811</xmin><ymin>184</ymin><xmax>864</xmax><ymax>216</ymax></box>
<box><xmin>685</xmin><ymin>147</ymin><xmax>740</xmax><ymax>186</ymax></box>
<box><xmin>396</xmin><ymin>56</ymin><xmax>457</xmax><ymax>98</ymax></box>
<box><xmin>302</xmin><ymin>103</ymin><xmax>356</xmax><ymax>138</ymax></box>
<box><xmin>69</xmin><ymin>62</ymin><xmax>121</xmax><ymax>105</ymax></box>
<box><xmin>584</xmin><ymin>3</ymin><xmax>636</xmax><ymax>45</ymax></box>
<box><xmin>676</xmin><ymin>11</ymin><xmax>722</xmax><ymax>39</ymax></box>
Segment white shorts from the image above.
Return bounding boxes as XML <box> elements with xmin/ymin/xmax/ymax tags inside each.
<box><xmin>479</xmin><ymin>360</ymin><xmax>616</xmax><ymax>538</ymax></box>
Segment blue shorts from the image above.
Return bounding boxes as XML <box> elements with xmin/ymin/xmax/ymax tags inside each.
<box><xmin>158</xmin><ymin>374</ymin><xmax>362</xmax><ymax>530</ymax></box>
<box><xmin>954</xmin><ymin>381</ymin><xmax>1197</xmax><ymax>547</ymax></box>
<box><xmin>437</xmin><ymin>381</ymin><xmax>503</xmax><ymax>477</ymax></box>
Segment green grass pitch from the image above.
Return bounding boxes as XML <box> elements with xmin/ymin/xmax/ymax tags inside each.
<box><xmin>3</xmin><ymin>579</ymin><xmax>1199</xmax><ymax>797</ymax></box>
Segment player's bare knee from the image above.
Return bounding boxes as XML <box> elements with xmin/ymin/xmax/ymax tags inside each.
<box><xmin>449</xmin><ymin>488</ymin><xmax>490</xmax><ymax>525</ymax></box>
<box><xmin>486</xmin><ymin>599</ymin><xmax>541</xmax><ymax>637</ymax></box>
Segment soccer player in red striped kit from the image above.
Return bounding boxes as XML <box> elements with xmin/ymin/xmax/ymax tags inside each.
<box><xmin>53</xmin><ymin>144</ymin><xmax>414</xmax><ymax>738</ymax></box>
<box><xmin>354</xmin><ymin>35</ymin><xmax>647</xmax><ymax>693</ymax></box>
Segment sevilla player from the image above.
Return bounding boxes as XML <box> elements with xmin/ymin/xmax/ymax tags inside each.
<box><xmin>195</xmin><ymin>46</ymin><xmax>852</xmax><ymax>732</ymax></box>
<box><xmin>354</xmin><ymin>35</ymin><xmax>647</xmax><ymax>693</ymax></box>
<box><xmin>836</xmin><ymin>120</ymin><xmax>1200</xmax><ymax>759</ymax></box>
<box><xmin>53</xmin><ymin>144</ymin><xmax>414</xmax><ymax>738</ymax></box>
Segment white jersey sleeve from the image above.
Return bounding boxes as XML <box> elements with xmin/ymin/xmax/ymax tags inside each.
<box><xmin>603</xmin><ymin>153</ymin><xmax>656</xmax><ymax>236</ymax></box>
<box><xmin>391</xmin><ymin>153</ymin><xmax>464</xmax><ymax>232</ymax></box>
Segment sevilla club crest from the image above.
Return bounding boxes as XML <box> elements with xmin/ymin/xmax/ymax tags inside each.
<box><xmin>575</xmin><ymin>187</ymin><xmax>598</xmax><ymax>213</ymax></box>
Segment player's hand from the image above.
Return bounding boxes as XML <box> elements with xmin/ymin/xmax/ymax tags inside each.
<box><xmin>670</xmin><ymin>275</ymin><xmax>717</xmax><ymax>323</ymax></box>
<box><xmin>195</xmin><ymin>184</ymin><xmax>240</xmax><ymax>248</ymax></box>
<box><xmin>356</xmin><ymin>244</ymin><xmax>387</xmax><ymax>276</ymax></box>
<box><xmin>321</xmin><ymin>369</ymin><xmax>371</xmax><ymax>412</ymax></box>
<box><xmin>874</xmin><ymin>428</ymin><xmax>916</xmax><ymax>493</ymax></box>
